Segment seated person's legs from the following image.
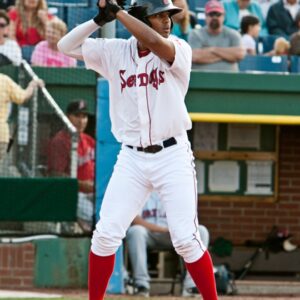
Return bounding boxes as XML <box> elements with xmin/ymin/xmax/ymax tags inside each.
<box><xmin>126</xmin><ymin>223</ymin><xmax>173</xmax><ymax>296</ymax></box>
<box><xmin>126</xmin><ymin>225</ymin><xmax>151</xmax><ymax>293</ymax></box>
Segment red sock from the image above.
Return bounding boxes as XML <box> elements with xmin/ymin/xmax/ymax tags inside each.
<box><xmin>88</xmin><ymin>251</ymin><xmax>115</xmax><ymax>300</ymax></box>
<box><xmin>185</xmin><ymin>250</ymin><xmax>218</xmax><ymax>300</ymax></box>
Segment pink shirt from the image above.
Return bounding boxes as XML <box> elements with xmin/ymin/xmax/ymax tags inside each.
<box><xmin>31</xmin><ymin>41</ymin><xmax>77</xmax><ymax>67</ymax></box>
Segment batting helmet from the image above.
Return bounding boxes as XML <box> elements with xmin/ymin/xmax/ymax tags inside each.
<box><xmin>128</xmin><ymin>0</ymin><xmax>182</xmax><ymax>24</ymax></box>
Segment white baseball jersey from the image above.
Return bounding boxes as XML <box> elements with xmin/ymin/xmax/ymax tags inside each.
<box><xmin>82</xmin><ymin>35</ymin><xmax>192</xmax><ymax>147</ymax></box>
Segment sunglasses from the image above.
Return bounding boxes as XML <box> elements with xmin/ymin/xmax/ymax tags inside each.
<box><xmin>207</xmin><ymin>12</ymin><xmax>223</xmax><ymax>17</ymax></box>
<box><xmin>0</xmin><ymin>23</ymin><xmax>7</xmax><ymax>28</ymax></box>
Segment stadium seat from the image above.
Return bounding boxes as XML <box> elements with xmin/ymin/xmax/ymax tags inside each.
<box><xmin>257</xmin><ymin>35</ymin><xmax>278</xmax><ymax>54</ymax></box>
<box><xmin>21</xmin><ymin>46</ymin><xmax>35</xmax><ymax>63</ymax></box>
<box><xmin>239</xmin><ymin>55</ymin><xmax>289</xmax><ymax>73</ymax></box>
<box><xmin>188</xmin><ymin>0</ymin><xmax>208</xmax><ymax>12</ymax></box>
<box><xmin>290</xmin><ymin>56</ymin><xmax>300</xmax><ymax>73</ymax></box>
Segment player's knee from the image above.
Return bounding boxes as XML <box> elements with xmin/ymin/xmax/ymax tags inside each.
<box><xmin>174</xmin><ymin>239</ymin><xmax>206</xmax><ymax>263</ymax></box>
<box><xmin>91</xmin><ymin>229</ymin><xmax>121</xmax><ymax>256</ymax></box>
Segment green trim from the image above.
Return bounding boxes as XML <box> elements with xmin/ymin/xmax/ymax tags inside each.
<box><xmin>34</xmin><ymin>238</ymin><xmax>90</xmax><ymax>287</ymax></box>
<box><xmin>0</xmin><ymin>178</ymin><xmax>78</xmax><ymax>221</ymax></box>
<box><xmin>187</xmin><ymin>71</ymin><xmax>300</xmax><ymax>117</ymax></box>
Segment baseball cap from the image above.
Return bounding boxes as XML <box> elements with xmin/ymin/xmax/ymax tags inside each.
<box><xmin>66</xmin><ymin>99</ymin><xmax>88</xmax><ymax>115</ymax></box>
<box><xmin>205</xmin><ymin>0</ymin><xmax>224</xmax><ymax>14</ymax></box>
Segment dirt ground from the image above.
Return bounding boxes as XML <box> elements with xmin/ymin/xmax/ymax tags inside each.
<box><xmin>23</xmin><ymin>288</ymin><xmax>300</xmax><ymax>300</ymax></box>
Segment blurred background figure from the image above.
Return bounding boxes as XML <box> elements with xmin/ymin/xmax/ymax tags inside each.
<box><xmin>289</xmin><ymin>12</ymin><xmax>300</xmax><ymax>55</ymax></box>
<box><xmin>266</xmin><ymin>36</ymin><xmax>290</xmax><ymax>55</ymax></box>
<box><xmin>188</xmin><ymin>0</ymin><xmax>245</xmax><ymax>72</ymax></box>
<box><xmin>126</xmin><ymin>191</ymin><xmax>211</xmax><ymax>297</ymax></box>
<box><xmin>241</xmin><ymin>15</ymin><xmax>261</xmax><ymax>54</ymax></box>
<box><xmin>223</xmin><ymin>0</ymin><xmax>267</xmax><ymax>35</ymax></box>
<box><xmin>47</xmin><ymin>100</ymin><xmax>95</xmax><ymax>233</ymax></box>
<box><xmin>0</xmin><ymin>73</ymin><xmax>42</xmax><ymax>163</ymax></box>
<box><xmin>0</xmin><ymin>0</ymin><xmax>15</xmax><ymax>11</ymax></box>
<box><xmin>31</xmin><ymin>18</ymin><xmax>77</xmax><ymax>67</ymax></box>
<box><xmin>266</xmin><ymin>0</ymin><xmax>300</xmax><ymax>38</ymax></box>
<box><xmin>8</xmin><ymin>0</ymin><xmax>53</xmax><ymax>47</ymax></box>
<box><xmin>256</xmin><ymin>0</ymin><xmax>277</xmax><ymax>18</ymax></box>
<box><xmin>0</xmin><ymin>9</ymin><xmax>22</xmax><ymax>65</ymax></box>
<box><xmin>171</xmin><ymin>0</ymin><xmax>192</xmax><ymax>41</ymax></box>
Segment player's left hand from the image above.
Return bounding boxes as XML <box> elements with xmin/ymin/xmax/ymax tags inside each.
<box><xmin>93</xmin><ymin>0</ymin><xmax>124</xmax><ymax>26</ymax></box>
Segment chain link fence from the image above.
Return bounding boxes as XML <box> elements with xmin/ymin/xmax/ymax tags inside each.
<box><xmin>0</xmin><ymin>61</ymin><xmax>90</xmax><ymax>236</ymax></box>
<box><xmin>0</xmin><ymin>1</ymin><xmax>102</xmax><ymax>237</ymax></box>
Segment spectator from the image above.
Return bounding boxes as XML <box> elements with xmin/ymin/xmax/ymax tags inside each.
<box><xmin>0</xmin><ymin>73</ymin><xmax>42</xmax><ymax>162</ymax></box>
<box><xmin>266</xmin><ymin>0</ymin><xmax>299</xmax><ymax>37</ymax></box>
<box><xmin>241</xmin><ymin>15</ymin><xmax>261</xmax><ymax>54</ymax></box>
<box><xmin>47</xmin><ymin>99</ymin><xmax>95</xmax><ymax>233</ymax></box>
<box><xmin>31</xmin><ymin>18</ymin><xmax>77</xmax><ymax>67</ymax></box>
<box><xmin>188</xmin><ymin>0</ymin><xmax>245</xmax><ymax>71</ymax></box>
<box><xmin>290</xmin><ymin>12</ymin><xmax>300</xmax><ymax>54</ymax></box>
<box><xmin>171</xmin><ymin>0</ymin><xmax>192</xmax><ymax>41</ymax></box>
<box><xmin>223</xmin><ymin>0</ymin><xmax>268</xmax><ymax>35</ymax></box>
<box><xmin>256</xmin><ymin>0</ymin><xmax>277</xmax><ymax>18</ymax></box>
<box><xmin>0</xmin><ymin>10</ymin><xmax>21</xmax><ymax>65</ymax></box>
<box><xmin>126</xmin><ymin>191</ymin><xmax>210</xmax><ymax>297</ymax></box>
<box><xmin>0</xmin><ymin>0</ymin><xmax>15</xmax><ymax>11</ymax></box>
<box><xmin>8</xmin><ymin>0</ymin><xmax>53</xmax><ymax>47</ymax></box>
<box><xmin>265</xmin><ymin>36</ymin><xmax>290</xmax><ymax>55</ymax></box>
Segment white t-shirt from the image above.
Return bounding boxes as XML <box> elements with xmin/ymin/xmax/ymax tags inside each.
<box><xmin>239</xmin><ymin>9</ymin><xmax>251</xmax><ymax>21</ymax></box>
<box><xmin>242</xmin><ymin>34</ymin><xmax>256</xmax><ymax>52</ymax></box>
<box><xmin>0</xmin><ymin>39</ymin><xmax>22</xmax><ymax>66</ymax></box>
<box><xmin>82</xmin><ymin>35</ymin><xmax>192</xmax><ymax>147</ymax></box>
<box><xmin>283</xmin><ymin>0</ymin><xmax>300</xmax><ymax>20</ymax></box>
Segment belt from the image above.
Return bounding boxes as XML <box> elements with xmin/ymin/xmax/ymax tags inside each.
<box><xmin>127</xmin><ymin>137</ymin><xmax>177</xmax><ymax>154</ymax></box>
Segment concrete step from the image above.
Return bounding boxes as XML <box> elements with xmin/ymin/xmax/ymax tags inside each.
<box><xmin>149</xmin><ymin>278</ymin><xmax>300</xmax><ymax>296</ymax></box>
<box><xmin>236</xmin><ymin>280</ymin><xmax>300</xmax><ymax>295</ymax></box>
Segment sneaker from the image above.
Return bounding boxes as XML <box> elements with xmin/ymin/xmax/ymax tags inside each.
<box><xmin>182</xmin><ymin>287</ymin><xmax>200</xmax><ymax>297</ymax></box>
<box><xmin>134</xmin><ymin>285</ymin><xmax>150</xmax><ymax>297</ymax></box>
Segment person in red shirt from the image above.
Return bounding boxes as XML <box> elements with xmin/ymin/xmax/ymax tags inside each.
<box><xmin>8</xmin><ymin>0</ymin><xmax>53</xmax><ymax>47</ymax></box>
<box><xmin>48</xmin><ymin>99</ymin><xmax>95</xmax><ymax>233</ymax></box>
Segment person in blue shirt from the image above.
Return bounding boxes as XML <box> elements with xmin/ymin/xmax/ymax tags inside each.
<box><xmin>223</xmin><ymin>0</ymin><xmax>268</xmax><ymax>35</ymax></box>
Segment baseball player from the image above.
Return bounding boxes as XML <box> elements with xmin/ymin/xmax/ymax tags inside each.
<box><xmin>58</xmin><ymin>0</ymin><xmax>218</xmax><ymax>299</ymax></box>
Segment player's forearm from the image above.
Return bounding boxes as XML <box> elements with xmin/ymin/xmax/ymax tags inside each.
<box><xmin>212</xmin><ymin>47</ymin><xmax>245</xmax><ymax>62</ymax></box>
<box><xmin>192</xmin><ymin>48</ymin><xmax>221</xmax><ymax>64</ymax></box>
<box><xmin>57</xmin><ymin>20</ymin><xmax>99</xmax><ymax>60</ymax></box>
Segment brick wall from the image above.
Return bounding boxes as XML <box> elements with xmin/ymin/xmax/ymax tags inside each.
<box><xmin>0</xmin><ymin>243</ymin><xmax>35</xmax><ymax>288</ymax></box>
<box><xmin>199</xmin><ymin>126</ymin><xmax>300</xmax><ymax>246</ymax></box>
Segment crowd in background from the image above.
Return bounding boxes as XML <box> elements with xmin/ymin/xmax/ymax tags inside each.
<box><xmin>0</xmin><ymin>0</ymin><xmax>300</xmax><ymax>70</ymax></box>
<box><xmin>0</xmin><ymin>0</ymin><xmax>77</xmax><ymax>67</ymax></box>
